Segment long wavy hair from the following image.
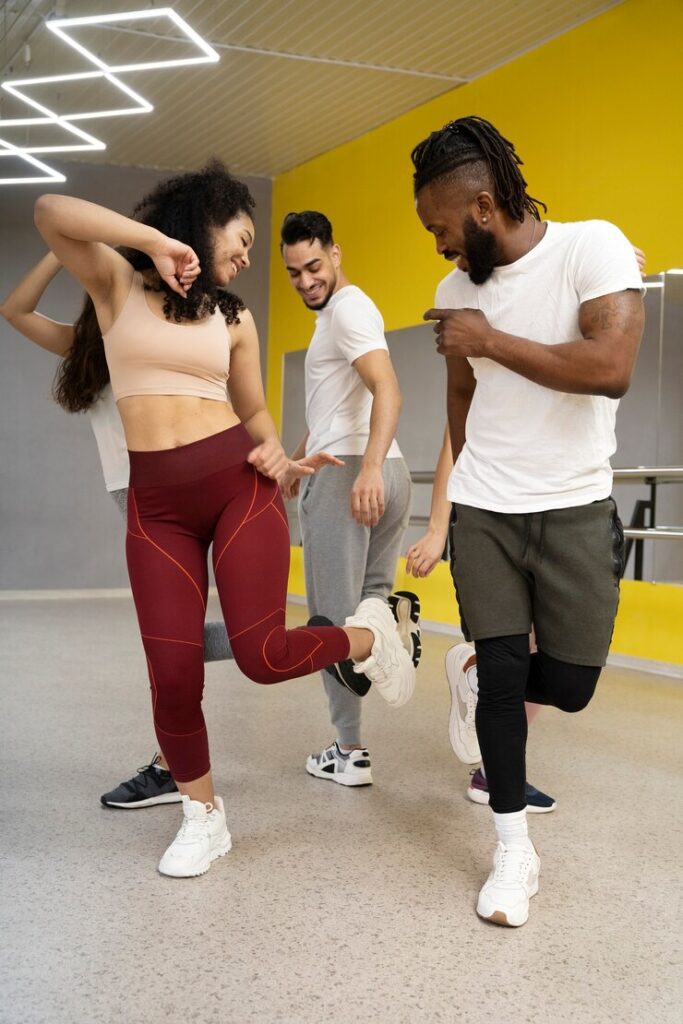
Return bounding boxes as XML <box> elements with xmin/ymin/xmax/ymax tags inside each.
<box><xmin>53</xmin><ymin>159</ymin><xmax>255</xmax><ymax>412</ymax></box>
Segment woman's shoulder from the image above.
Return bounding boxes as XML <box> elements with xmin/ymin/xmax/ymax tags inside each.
<box><xmin>226</xmin><ymin>303</ymin><xmax>256</xmax><ymax>341</ymax></box>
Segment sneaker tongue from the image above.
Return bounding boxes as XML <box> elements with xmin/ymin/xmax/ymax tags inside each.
<box><xmin>183</xmin><ymin>797</ymin><xmax>209</xmax><ymax>819</ymax></box>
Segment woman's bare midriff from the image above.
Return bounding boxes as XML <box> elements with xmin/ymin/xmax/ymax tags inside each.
<box><xmin>117</xmin><ymin>394</ymin><xmax>242</xmax><ymax>451</ymax></box>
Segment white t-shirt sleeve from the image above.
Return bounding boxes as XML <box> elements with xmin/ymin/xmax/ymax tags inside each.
<box><xmin>330</xmin><ymin>295</ymin><xmax>388</xmax><ymax>365</ymax></box>
<box><xmin>572</xmin><ymin>220</ymin><xmax>644</xmax><ymax>303</ymax></box>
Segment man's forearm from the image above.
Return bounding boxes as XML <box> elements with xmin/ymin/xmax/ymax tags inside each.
<box><xmin>362</xmin><ymin>381</ymin><xmax>401</xmax><ymax>468</ymax></box>
<box><xmin>484</xmin><ymin>330</ymin><xmax>628</xmax><ymax>398</ymax></box>
<box><xmin>290</xmin><ymin>431</ymin><xmax>309</xmax><ymax>461</ymax></box>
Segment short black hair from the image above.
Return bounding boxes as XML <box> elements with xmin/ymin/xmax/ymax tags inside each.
<box><xmin>280</xmin><ymin>210</ymin><xmax>334</xmax><ymax>250</ymax></box>
<box><xmin>411</xmin><ymin>115</ymin><xmax>546</xmax><ymax>222</ymax></box>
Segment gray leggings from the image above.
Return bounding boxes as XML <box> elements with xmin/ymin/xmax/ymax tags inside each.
<box><xmin>298</xmin><ymin>458</ymin><xmax>412</xmax><ymax>746</ymax></box>
<box><xmin>110</xmin><ymin>488</ymin><xmax>232</xmax><ymax>663</ymax></box>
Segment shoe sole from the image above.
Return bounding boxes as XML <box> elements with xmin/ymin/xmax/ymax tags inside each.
<box><xmin>388</xmin><ymin>591</ymin><xmax>422</xmax><ymax>667</ymax></box>
<box><xmin>476</xmin><ymin>879</ymin><xmax>539</xmax><ymax>928</ymax></box>
<box><xmin>158</xmin><ymin>834</ymin><xmax>233</xmax><ymax>878</ymax></box>
<box><xmin>101</xmin><ymin>792</ymin><xmax>183</xmax><ymax>809</ymax></box>
<box><xmin>466</xmin><ymin>787</ymin><xmax>557</xmax><ymax>814</ymax></box>
<box><xmin>445</xmin><ymin>645</ymin><xmax>480</xmax><ymax>764</ymax></box>
<box><xmin>305</xmin><ymin>763</ymin><xmax>373</xmax><ymax>786</ymax></box>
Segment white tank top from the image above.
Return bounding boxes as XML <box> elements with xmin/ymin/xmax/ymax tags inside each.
<box><xmin>86</xmin><ymin>383</ymin><xmax>129</xmax><ymax>491</ymax></box>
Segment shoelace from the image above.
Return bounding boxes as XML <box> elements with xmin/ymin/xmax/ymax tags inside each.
<box><xmin>175</xmin><ymin>803</ymin><xmax>214</xmax><ymax>844</ymax></box>
<box><xmin>493</xmin><ymin>845</ymin><xmax>535</xmax><ymax>883</ymax></box>
<box><xmin>123</xmin><ymin>761</ymin><xmax>167</xmax><ymax>795</ymax></box>
<box><xmin>370</xmin><ymin>642</ymin><xmax>401</xmax><ymax>681</ymax></box>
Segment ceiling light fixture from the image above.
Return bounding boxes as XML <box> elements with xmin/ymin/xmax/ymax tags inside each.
<box><xmin>0</xmin><ymin>8</ymin><xmax>219</xmax><ymax>185</ymax></box>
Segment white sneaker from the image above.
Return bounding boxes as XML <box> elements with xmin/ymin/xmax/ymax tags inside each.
<box><xmin>345</xmin><ymin>598</ymin><xmax>416</xmax><ymax>707</ymax></box>
<box><xmin>158</xmin><ymin>794</ymin><xmax>232</xmax><ymax>878</ymax></box>
<box><xmin>476</xmin><ymin>841</ymin><xmax>540</xmax><ymax>927</ymax></box>
<box><xmin>388</xmin><ymin>591</ymin><xmax>422</xmax><ymax>666</ymax></box>
<box><xmin>306</xmin><ymin>741</ymin><xmax>373</xmax><ymax>786</ymax></box>
<box><xmin>445</xmin><ymin>643</ymin><xmax>480</xmax><ymax>763</ymax></box>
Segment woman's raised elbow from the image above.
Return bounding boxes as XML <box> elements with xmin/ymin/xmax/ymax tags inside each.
<box><xmin>33</xmin><ymin>193</ymin><xmax>60</xmax><ymax>229</ymax></box>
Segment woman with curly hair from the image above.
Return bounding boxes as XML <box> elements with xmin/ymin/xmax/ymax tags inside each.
<box><xmin>33</xmin><ymin>161</ymin><xmax>415</xmax><ymax>877</ymax></box>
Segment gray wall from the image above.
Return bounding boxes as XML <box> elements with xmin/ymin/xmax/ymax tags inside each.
<box><xmin>0</xmin><ymin>160</ymin><xmax>271</xmax><ymax>589</ymax></box>
<box><xmin>282</xmin><ymin>284</ymin><xmax>683</xmax><ymax>582</ymax></box>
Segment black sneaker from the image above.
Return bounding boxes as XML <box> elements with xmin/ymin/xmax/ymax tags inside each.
<box><xmin>307</xmin><ymin>615</ymin><xmax>372</xmax><ymax>697</ymax></box>
<box><xmin>100</xmin><ymin>754</ymin><xmax>182</xmax><ymax>809</ymax></box>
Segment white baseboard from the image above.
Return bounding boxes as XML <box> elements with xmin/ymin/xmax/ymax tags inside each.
<box><xmin>0</xmin><ymin>588</ymin><xmax>132</xmax><ymax>600</ymax></box>
<box><xmin>604</xmin><ymin>653</ymin><xmax>683</xmax><ymax>679</ymax></box>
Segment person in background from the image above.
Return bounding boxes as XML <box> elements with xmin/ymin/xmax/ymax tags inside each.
<box><xmin>279</xmin><ymin>211</ymin><xmax>420</xmax><ymax>788</ymax></box>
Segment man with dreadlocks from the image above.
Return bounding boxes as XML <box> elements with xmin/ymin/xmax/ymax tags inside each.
<box><xmin>412</xmin><ymin>114</ymin><xmax>644</xmax><ymax>927</ymax></box>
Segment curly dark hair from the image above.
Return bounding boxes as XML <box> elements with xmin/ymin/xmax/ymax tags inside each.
<box><xmin>52</xmin><ymin>293</ymin><xmax>109</xmax><ymax>413</ymax></box>
<box><xmin>54</xmin><ymin>159</ymin><xmax>255</xmax><ymax>412</ymax></box>
<box><xmin>126</xmin><ymin>158</ymin><xmax>255</xmax><ymax>323</ymax></box>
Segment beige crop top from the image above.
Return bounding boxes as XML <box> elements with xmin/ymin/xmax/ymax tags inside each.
<box><xmin>103</xmin><ymin>272</ymin><xmax>231</xmax><ymax>402</ymax></box>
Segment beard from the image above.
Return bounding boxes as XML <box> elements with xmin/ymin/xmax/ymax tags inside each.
<box><xmin>461</xmin><ymin>216</ymin><xmax>499</xmax><ymax>285</ymax></box>
<box><xmin>302</xmin><ymin>277</ymin><xmax>337</xmax><ymax>310</ymax></box>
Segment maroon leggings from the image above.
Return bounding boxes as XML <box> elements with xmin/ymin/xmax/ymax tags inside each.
<box><xmin>126</xmin><ymin>424</ymin><xmax>350</xmax><ymax>782</ymax></box>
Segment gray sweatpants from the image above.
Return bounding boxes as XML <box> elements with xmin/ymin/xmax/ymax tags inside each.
<box><xmin>298</xmin><ymin>457</ymin><xmax>412</xmax><ymax>746</ymax></box>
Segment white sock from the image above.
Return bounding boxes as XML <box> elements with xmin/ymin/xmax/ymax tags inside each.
<box><xmin>465</xmin><ymin>665</ymin><xmax>478</xmax><ymax>695</ymax></box>
<box><xmin>492</xmin><ymin>809</ymin><xmax>531</xmax><ymax>848</ymax></box>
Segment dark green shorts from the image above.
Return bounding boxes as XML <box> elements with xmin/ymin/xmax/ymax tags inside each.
<box><xmin>448</xmin><ymin>498</ymin><xmax>625</xmax><ymax>667</ymax></box>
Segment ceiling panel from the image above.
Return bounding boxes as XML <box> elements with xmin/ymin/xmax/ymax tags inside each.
<box><xmin>0</xmin><ymin>0</ymin><xmax>623</xmax><ymax>178</ymax></box>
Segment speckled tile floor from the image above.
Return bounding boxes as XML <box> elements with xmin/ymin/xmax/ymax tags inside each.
<box><xmin>1</xmin><ymin>596</ymin><xmax>681</xmax><ymax>1024</ymax></box>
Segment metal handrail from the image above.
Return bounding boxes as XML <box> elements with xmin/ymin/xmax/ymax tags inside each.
<box><xmin>613</xmin><ymin>467</ymin><xmax>683</xmax><ymax>484</ymax></box>
<box><xmin>410</xmin><ymin>467</ymin><xmax>683</xmax><ymax>485</ymax></box>
<box><xmin>407</xmin><ymin>467</ymin><xmax>683</xmax><ymax>578</ymax></box>
<box><xmin>623</xmin><ymin>528</ymin><xmax>683</xmax><ymax>540</ymax></box>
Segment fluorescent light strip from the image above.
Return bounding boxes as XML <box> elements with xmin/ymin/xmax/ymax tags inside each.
<box><xmin>46</xmin><ymin>8</ymin><xmax>219</xmax><ymax>73</ymax></box>
<box><xmin>0</xmin><ymin>137</ymin><xmax>66</xmax><ymax>183</ymax></box>
<box><xmin>1</xmin><ymin>8</ymin><xmax>218</xmax><ymax>185</ymax></box>
<box><xmin>1</xmin><ymin>72</ymin><xmax>151</xmax><ymax>138</ymax></box>
<box><xmin>2</xmin><ymin>82</ymin><xmax>107</xmax><ymax>152</ymax></box>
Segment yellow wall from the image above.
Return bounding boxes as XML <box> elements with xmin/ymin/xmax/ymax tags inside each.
<box><xmin>270</xmin><ymin>0</ymin><xmax>683</xmax><ymax>665</ymax></box>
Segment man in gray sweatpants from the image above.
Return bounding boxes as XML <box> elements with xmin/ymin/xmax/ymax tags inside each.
<box><xmin>279</xmin><ymin>211</ymin><xmax>415</xmax><ymax>786</ymax></box>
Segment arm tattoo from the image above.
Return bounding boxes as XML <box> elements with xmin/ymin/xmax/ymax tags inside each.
<box><xmin>581</xmin><ymin>289</ymin><xmax>641</xmax><ymax>335</ymax></box>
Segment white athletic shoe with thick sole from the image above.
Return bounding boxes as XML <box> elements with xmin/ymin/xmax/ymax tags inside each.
<box><xmin>306</xmin><ymin>742</ymin><xmax>373</xmax><ymax>786</ymax></box>
<box><xmin>445</xmin><ymin>643</ymin><xmax>481</xmax><ymax>764</ymax></box>
<box><xmin>476</xmin><ymin>841</ymin><xmax>540</xmax><ymax>927</ymax></box>
<box><xmin>388</xmin><ymin>591</ymin><xmax>422</xmax><ymax>667</ymax></box>
<box><xmin>158</xmin><ymin>794</ymin><xmax>232</xmax><ymax>878</ymax></box>
<box><xmin>345</xmin><ymin>597</ymin><xmax>416</xmax><ymax>708</ymax></box>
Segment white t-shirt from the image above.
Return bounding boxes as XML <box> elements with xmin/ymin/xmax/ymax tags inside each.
<box><xmin>86</xmin><ymin>383</ymin><xmax>129</xmax><ymax>491</ymax></box>
<box><xmin>304</xmin><ymin>285</ymin><xmax>402</xmax><ymax>458</ymax></box>
<box><xmin>437</xmin><ymin>220</ymin><xmax>644</xmax><ymax>513</ymax></box>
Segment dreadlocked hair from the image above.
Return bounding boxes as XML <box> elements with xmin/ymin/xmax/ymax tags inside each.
<box><xmin>411</xmin><ymin>115</ymin><xmax>546</xmax><ymax>222</ymax></box>
<box><xmin>53</xmin><ymin>160</ymin><xmax>254</xmax><ymax>412</ymax></box>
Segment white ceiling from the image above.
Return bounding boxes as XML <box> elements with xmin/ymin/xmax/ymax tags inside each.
<box><xmin>1</xmin><ymin>0</ymin><xmax>623</xmax><ymax>178</ymax></box>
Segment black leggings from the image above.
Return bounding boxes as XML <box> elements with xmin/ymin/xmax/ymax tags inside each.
<box><xmin>474</xmin><ymin>634</ymin><xmax>601</xmax><ymax>814</ymax></box>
